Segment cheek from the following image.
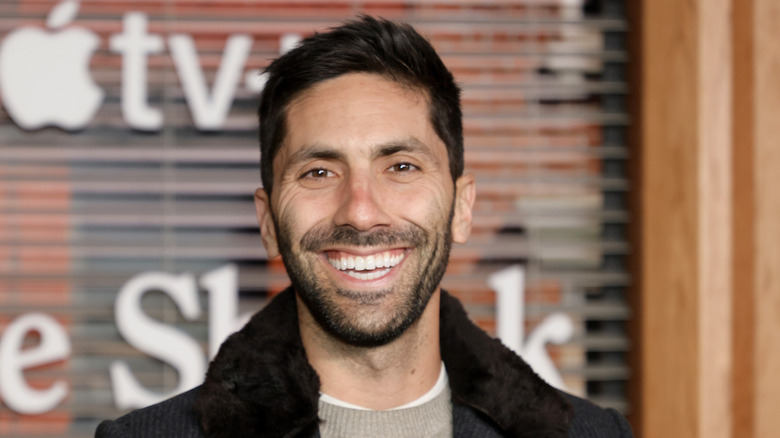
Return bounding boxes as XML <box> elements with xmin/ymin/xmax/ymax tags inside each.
<box><xmin>384</xmin><ymin>183</ymin><xmax>453</xmax><ymax>228</ymax></box>
<box><xmin>276</xmin><ymin>191</ymin><xmax>338</xmax><ymax>242</ymax></box>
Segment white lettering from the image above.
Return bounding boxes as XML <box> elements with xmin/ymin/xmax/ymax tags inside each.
<box><xmin>110</xmin><ymin>12</ymin><xmax>164</xmax><ymax>130</ymax></box>
<box><xmin>489</xmin><ymin>264</ymin><xmax>525</xmax><ymax>353</ymax></box>
<box><xmin>201</xmin><ymin>264</ymin><xmax>251</xmax><ymax>358</ymax></box>
<box><xmin>169</xmin><ymin>34</ymin><xmax>252</xmax><ymax>130</ymax></box>
<box><xmin>489</xmin><ymin>265</ymin><xmax>573</xmax><ymax>390</ymax></box>
<box><xmin>0</xmin><ymin>313</ymin><xmax>70</xmax><ymax>414</ymax></box>
<box><xmin>523</xmin><ymin>312</ymin><xmax>574</xmax><ymax>390</ymax></box>
<box><xmin>110</xmin><ymin>271</ymin><xmax>205</xmax><ymax>409</ymax></box>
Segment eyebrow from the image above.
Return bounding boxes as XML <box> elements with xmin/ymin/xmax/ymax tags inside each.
<box><xmin>284</xmin><ymin>136</ymin><xmax>440</xmax><ymax>170</ymax></box>
<box><xmin>283</xmin><ymin>146</ymin><xmax>346</xmax><ymax>171</ymax></box>
<box><xmin>373</xmin><ymin>137</ymin><xmax>436</xmax><ymax>161</ymax></box>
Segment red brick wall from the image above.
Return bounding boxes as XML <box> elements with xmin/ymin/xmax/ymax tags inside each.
<box><xmin>0</xmin><ymin>1</ymin><xmax>629</xmax><ymax>435</ymax></box>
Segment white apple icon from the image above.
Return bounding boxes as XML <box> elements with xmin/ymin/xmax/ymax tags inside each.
<box><xmin>0</xmin><ymin>0</ymin><xmax>104</xmax><ymax>130</ymax></box>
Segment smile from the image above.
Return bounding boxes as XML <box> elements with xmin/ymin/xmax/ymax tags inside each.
<box><xmin>326</xmin><ymin>251</ymin><xmax>405</xmax><ymax>281</ymax></box>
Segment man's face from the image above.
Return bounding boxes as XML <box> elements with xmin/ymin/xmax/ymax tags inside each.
<box><xmin>255</xmin><ymin>73</ymin><xmax>475</xmax><ymax>347</ymax></box>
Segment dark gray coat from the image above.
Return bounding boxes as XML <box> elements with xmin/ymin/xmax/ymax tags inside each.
<box><xmin>97</xmin><ymin>288</ymin><xmax>633</xmax><ymax>438</ymax></box>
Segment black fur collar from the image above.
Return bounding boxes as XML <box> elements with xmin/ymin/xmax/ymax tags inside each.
<box><xmin>193</xmin><ymin>288</ymin><xmax>572</xmax><ymax>437</ymax></box>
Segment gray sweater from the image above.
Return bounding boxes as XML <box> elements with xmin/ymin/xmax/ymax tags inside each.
<box><xmin>318</xmin><ymin>384</ymin><xmax>452</xmax><ymax>437</ymax></box>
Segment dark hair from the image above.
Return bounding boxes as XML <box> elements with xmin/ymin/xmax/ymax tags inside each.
<box><xmin>258</xmin><ymin>15</ymin><xmax>463</xmax><ymax>195</ymax></box>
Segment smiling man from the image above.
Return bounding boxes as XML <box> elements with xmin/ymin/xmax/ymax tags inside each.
<box><xmin>97</xmin><ymin>16</ymin><xmax>633</xmax><ymax>438</ymax></box>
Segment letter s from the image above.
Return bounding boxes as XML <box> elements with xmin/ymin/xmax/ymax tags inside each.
<box><xmin>110</xmin><ymin>271</ymin><xmax>205</xmax><ymax>409</ymax></box>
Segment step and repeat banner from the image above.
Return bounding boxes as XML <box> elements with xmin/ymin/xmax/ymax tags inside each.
<box><xmin>0</xmin><ymin>1</ymin><xmax>630</xmax><ymax>436</ymax></box>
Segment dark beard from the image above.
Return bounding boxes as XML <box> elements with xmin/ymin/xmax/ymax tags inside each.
<box><xmin>274</xmin><ymin>209</ymin><xmax>454</xmax><ymax>348</ymax></box>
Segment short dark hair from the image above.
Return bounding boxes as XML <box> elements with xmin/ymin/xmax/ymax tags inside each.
<box><xmin>258</xmin><ymin>15</ymin><xmax>463</xmax><ymax>195</ymax></box>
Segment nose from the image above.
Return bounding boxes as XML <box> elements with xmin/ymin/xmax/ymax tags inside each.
<box><xmin>332</xmin><ymin>174</ymin><xmax>391</xmax><ymax>231</ymax></box>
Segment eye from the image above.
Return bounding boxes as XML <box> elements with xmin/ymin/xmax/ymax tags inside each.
<box><xmin>300</xmin><ymin>168</ymin><xmax>335</xmax><ymax>179</ymax></box>
<box><xmin>297</xmin><ymin>167</ymin><xmax>341</xmax><ymax>189</ymax></box>
<box><xmin>385</xmin><ymin>161</ymin><xmax>423</xmax><ymax>183</ymax></box>
<box><xmin>388</xmin><ymin>162</ymin><xmax>419</xmax><ymax>173</ymax></box>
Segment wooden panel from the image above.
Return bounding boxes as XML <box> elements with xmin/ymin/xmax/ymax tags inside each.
<box><xmin>640</xmin><ymin>0</ymin><xmax>698</xmax><ymax>435</ymax></box>
<box><xmin>732</xmin><ymin>1</ymin><xmax>780</xmax><ymax>436</ymax></box>
<box><xmin>732</xmin><ymin>1</ymin><xmax>756</xmax><ymax>436</ymax></box>
<box><xmin>697</xmin><ymin>0</ymin><xmax>733</xmax><ymax>436</ymax></box>
<box><xmin>639</xmin><ymin>0</ymin><xmax>733</xmax><ymax>436</ymax></box>
<box><xmin>641</xmin><ymin>0</ymin><xmax>780</xmax><ymax>436</ymax></box>
<box><xmin>753</xmin><ymin>0</ymin><xmax>780</xmax><ymax>435</ymax></box>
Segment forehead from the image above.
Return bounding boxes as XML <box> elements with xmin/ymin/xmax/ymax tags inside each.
<box><xmin>277</xmin><ymin>73</ymin><xmax>443</xmax><ymax>164</ymax></box>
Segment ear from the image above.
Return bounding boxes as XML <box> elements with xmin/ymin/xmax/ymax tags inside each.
<box><xmin>254</xmin><ymin>188</ymin><xmax>280</xmax><ymax>258</ymax></box>
<box><xmin>451</xmin><ymin>173</ymin><xmax>476</xmax><ymax>244</ymax></box>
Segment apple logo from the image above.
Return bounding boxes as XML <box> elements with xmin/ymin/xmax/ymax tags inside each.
<box><xmin>0</xmin><ymin>0</ymin><xmax>103</xmax><ymax>130</ymax></box>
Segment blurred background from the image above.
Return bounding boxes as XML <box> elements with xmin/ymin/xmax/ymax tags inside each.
<box><xmin>1</xmin><ymin>1</ymin><xmax>778</xmax><ymax>437</ymax></box>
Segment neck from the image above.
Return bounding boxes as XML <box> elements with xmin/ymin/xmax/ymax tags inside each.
<box><xmin>297</xmin><ymin>289</ymin><xmax>442</xmax><ymax>411</ymax></box>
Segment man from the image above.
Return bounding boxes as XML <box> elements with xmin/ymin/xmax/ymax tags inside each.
<box><xmin>97</xmin><ymin>16</ymin><xmax>633</xmax><ymax>438</ymax></box>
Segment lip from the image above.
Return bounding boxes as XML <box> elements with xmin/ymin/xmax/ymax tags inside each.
<box><xmin>322</xmin><ymin>247</ymin><xmax>408</xmax><ymax>258</ymax></box>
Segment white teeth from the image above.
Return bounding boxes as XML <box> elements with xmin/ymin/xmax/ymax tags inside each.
<box><xmin>346</xmin><ymin>268</ymin><xmax>390</xmax><ymax>280</ymax></box>
<box><xmin>327</xmin><ymin>251</ymin><xmax>404</xmax><ymax>275</ymax></box>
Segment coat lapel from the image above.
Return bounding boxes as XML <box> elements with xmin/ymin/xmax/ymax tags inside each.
<box><xmin>440</xmin><ymin>291</ymin><xmax>572</xmax><ymax>437</ymax></box>
<box><xmin>193</xmin><ymin>290</ymin><xmax>320</xmax><ymax>438</ymax></box>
